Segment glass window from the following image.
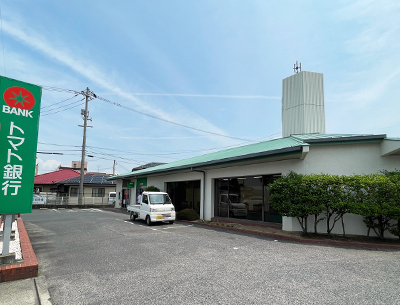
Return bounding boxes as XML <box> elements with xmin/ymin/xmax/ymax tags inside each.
<box><xmin>142</xmin><ymin>194</ymin><xmax>148</xmax><ymax>204</ymax></box>
<box><xmin>149</xmin><ymin>194</ymin><xmax>172</xmax><ymax>204</ymax></box>
<box><xmin>70</xmin><ymin>187</ymin><xmax>79</xmax><ymax>197</ymax></box>
<box><xmin>92</xmin><ymin>188</ymin><xmax>105</xmax><ymax>197</ymax></box>
<box><xmin>215</xmin><ymin>174</ymin><xmax>281</xmax><ymax>222</ymax></box>
<box><xmin>263</xmin><ymin>174</ymin><xmax>282</xmax><ymax>223</ymax></box>
<box><xmin>242</xmin><ymin>177</ymin><xmax>263</xmax><ymax>221</ymax></box>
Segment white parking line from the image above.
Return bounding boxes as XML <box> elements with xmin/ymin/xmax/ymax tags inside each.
<box><xmin>121</xmin><ymin>220</ymin><xmax>185</xmax><ymax>233</ymax></box>
<box><xmin>80</xmin><ymin>208</ymin><xmax>104</xmax><ymax>212</ymax></box>
<box><xmin>161</xmin><ymin>225</ymin><xmax>186</xmax><ymax>230</ymax></box>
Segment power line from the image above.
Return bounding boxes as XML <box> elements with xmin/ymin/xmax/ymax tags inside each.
<box><xmin>116</xmin><ymin>162</ymin><xmax>131</xmax><ymax>173</ymax></box>
<box><xmin>37</xmin><ymin>141</ymin><xmax>245</xmax><ymax>156</ymax></box>
<box><xmin>40</xmin><ymin>85</ymin><xmax>80</xmax><ymax>94</ymax></box>
<box><xmin>41</xmin><ymin>99</ymin><xmax>85</xmax><ymax>116</ymax></box>
<box><xmin>86</xmin><ymin>149</ymin><xmax>147</xmax><ymax>163</ymax></box>
<box><xmin>41</xmin><ymin>94</ymin><xmax>79</xmax><ymax>109</ymax></box>
<box><xmin>38</xmin><ymin>142</ymin><xmax>81</xmax><ymax>147</ymax></box>
<box><xmin>123</xmin><ymin>93</ymin><xmax>280</xmax><ymax>99</ymax></box>
<box><xmin>41</xmin><ymin>98</ymin><xmax>85</xmax><ymax>114</ymax></box>
<box><xmin>37</xmin><ymin>149</ymin><xmax>82</xmax><ymax>152</ymax></box>
<box><xmin>37</xmin><ymin>132</ymin><xmax>279</xmax><ymax>156</ymax></box>
<box><xmin>86</xmin><ymin>147</ymin><xmax>178</xmax><ymax>160</ymax></box>
<box><xmin>39</xmin><ymin>85</ymin><xmax>270</xmax><ymax>143</ymax></box>
<box><xmin>95</xmin><ymin>95</ymin><xmax>253</xmax><ymax>142</ymax></box>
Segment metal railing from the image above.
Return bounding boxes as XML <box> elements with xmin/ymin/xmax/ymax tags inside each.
<box><xmin>33</xmin><ymin>192</ymin><xmax>114</xmax><ymax>207</ymax></box>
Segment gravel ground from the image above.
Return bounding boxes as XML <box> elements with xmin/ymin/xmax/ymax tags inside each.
<box><xmin>0</xmin><ymin>220</ymin><xmax>22</xmax><ymax>260</ymax></box>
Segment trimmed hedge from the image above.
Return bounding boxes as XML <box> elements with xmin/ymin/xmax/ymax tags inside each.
<box><xmin>270</xmin><ymin>171</ymin><xmax>400</xmax><ymax>239</ymax></box>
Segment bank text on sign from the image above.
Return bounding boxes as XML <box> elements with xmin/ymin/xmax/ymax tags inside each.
<box><xmin>0</xmin><ymin>77</ymin><xmax>42</xmax><ymax>214</ymax></box>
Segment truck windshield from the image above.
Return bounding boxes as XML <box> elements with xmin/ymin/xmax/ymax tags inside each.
<box><xmin>149</xmin><ymin>194</ymin><xmax>172</xmax><ymax>204</ymax></box>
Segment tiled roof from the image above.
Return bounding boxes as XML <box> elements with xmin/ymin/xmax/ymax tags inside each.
<box><xmin>62</xmin><ymin>174</ymin><xmax>116</xmax><ymax>185</ymax></box>
<box><xmin>34</xmin><ymin>169</ymin><xmax>80</xmax><ymax>185</ymax></box>
<box><xmin>108</xmin><ymin>133</ymin><xmax>389</xmax><ymax>180</ymax></box>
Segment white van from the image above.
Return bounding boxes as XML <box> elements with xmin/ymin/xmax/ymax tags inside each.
<box><xmin>108</xmin><ymin>192</ymin><xmax>117</xmax><ymax>204</ymax></box>
<box><xmin>219</xmin><ymin>194</ymin><xmax>247</xmax><ymax>217</ymax></box>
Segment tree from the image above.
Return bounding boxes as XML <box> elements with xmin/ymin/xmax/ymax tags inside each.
<box><xmin>144</xmin><ymin>186</ymin><xmax>161</xmax><ymax>192</ymax></box>
<box><xmin>270</xmin><ymin>172</ymin><xmax>311</xmax><ymax>234</ymax></box>
<box><xmin>310</xmin><ymin>174</ymin><xmax>352</xmax><ymax>237</ymax></box>
<box><xmin>302</xmin><ymin>175</ymin><xmax>325</xmax><ymax>234</ymax></box>
<box><xmin>381</xmin><ymin>170</ymin><xmax>400</xmax><ymax>239</ymax></box>
<box><xmin>349</xmin><ymin>174</ymin><xmax>399</xmax><ymax>239</ymax></box>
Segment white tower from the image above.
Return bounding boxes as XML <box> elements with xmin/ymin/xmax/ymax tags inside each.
<box><xmin>282</xmin><ymin>70</ymin><xmax>325</xmax><ymax>137</ymax></box>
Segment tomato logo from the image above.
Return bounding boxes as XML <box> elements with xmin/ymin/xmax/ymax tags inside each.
<box><xmin>3</xmin><ymin>86</ymin><xmax>35</xmax><ymax>110</ymax></box>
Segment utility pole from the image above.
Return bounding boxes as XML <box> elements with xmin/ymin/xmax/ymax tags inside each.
<box><xmin>113</xmin><ymin>160</ymin><xmax>116</xmax><ymax>175</ymax></box>
<box><xmin>78</xmin><ymin>87</ymin><xmax>94</xmax><ymax>205</ymax></box>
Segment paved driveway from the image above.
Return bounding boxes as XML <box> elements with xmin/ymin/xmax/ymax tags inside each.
<box><xmin>23</xmin><ymin>209</ymin><xmax>400</xmax><ymax>305</ymax></box>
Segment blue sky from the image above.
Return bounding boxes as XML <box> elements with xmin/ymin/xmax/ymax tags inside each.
<box><xmin>1</xmin><ymin>0</ymin><xmax>399</xmax><ymax>174</ymax></box>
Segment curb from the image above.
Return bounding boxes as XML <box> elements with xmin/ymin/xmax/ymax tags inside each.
<box><xmin>0</xmin><ymin>218</ymin><xmax>38</xmax><ymax>282</ymax></box>
<box><xmin>186</xmin><ymin>221</ymin><xmax>400</xmax><ymax>251</ymax></box>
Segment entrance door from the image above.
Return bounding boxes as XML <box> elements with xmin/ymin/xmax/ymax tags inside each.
<box><xmin>121</xmin><ymin>189</ymin><xmax>130</xmax><ymax>208</ymax></box>
<box><xmin>167</xmin><ymin>180</ymin><xmax>201</xmax><ymax>214</ymax></box>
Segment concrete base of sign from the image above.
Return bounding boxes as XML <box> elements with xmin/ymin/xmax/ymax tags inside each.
<box><xmin>0</xmin><ymin>253</ymin><xmax>16</xmax><ymax>265</ymax></box>
<box><xmin>1</xmin><ymin>214</ymin><xmax>13</xmax><ymax>255</ymax></box>
<box><xmin>0</xmin><ymin>231</ymin><xmax>15</xmax><ymax>241</ymax></box>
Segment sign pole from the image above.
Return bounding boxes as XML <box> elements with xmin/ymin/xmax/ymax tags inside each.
<box><xmin>1</xmin><ymin>214</ymin><xmax>12</xmax><ymax>255</ymax></box>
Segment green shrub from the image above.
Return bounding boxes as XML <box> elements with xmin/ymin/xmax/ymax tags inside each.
<box><xmin>382</xmin><ymin>170</ymin><xmax>400</xmax><ymax>240</ymax></box>
<box><xmin>144</xmin><ymin>186</ymin><xmax>161</xmax><ymax>192</ymax></box>
<box><xmin>270</xmin><ymin>172</ymin><xmax>311</xmax><ymax>234</ymax></box>
<box><xmin>268</xmin><ymin>171</ymin><xmax>400</xmax><ymax>239</ymax></box>
<box><xmin>176</xmin><ymin>208</ymin><xmax>199</xmax><ymax>221</ymax></box>
<box><xmin>349</xmin><ymin>174</ymin><xmax>400</xmax><ymax>239</ymax></box>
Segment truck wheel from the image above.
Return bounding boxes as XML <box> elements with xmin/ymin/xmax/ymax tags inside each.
<box><xmin>130</xmin><ymin>212</ymin><xmax>136</xmax><ymax>221</ymax></box>
<box><xmin>146</xmin><ymin>215</ymin><xmax>152</xmax><ymax>226</ymax></box>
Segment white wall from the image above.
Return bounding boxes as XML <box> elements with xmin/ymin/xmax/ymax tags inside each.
<box><xmin>290</xmin><ymin>142</ymin><xmax>399</xmax><ymax>176</ymax></box>
<box><xmin>283</xmin><ymin>214</ymin><xmax>398</xmax><ymax>239</ymax></box>
<box><xmin>114</xmin><ymin>141</ymin><xmax>400</xmax><ymax>236</ymax></box>
<box><xmin>114</xmin><ymin>180</ymin><xmax>124</xmax><ymax>208</ymax></box>
<box><xmin>282</xmin><ymin>71</ymin><xmax>325</xmax><ymax>137</ymax></box>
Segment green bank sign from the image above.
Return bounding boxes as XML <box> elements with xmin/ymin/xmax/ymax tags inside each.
<box><xmin>0</xmin><ymin>76</ymin><xmax>42</xmax><ymax>214</ymax></box>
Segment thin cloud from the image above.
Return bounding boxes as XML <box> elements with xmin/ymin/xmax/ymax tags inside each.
<box><xmin>121</xmin><ymin>93</ymin><xmax>280</xmax><ymax>99</ymax></box>
<box><xmin>116</xmin><ymin>136</ymin><xmax>212</xmax><ymax>140</ymax></box>
<box><xmin>331</xmin><ymin>0</ymin><xmax>400</xmax><ymax>107</ymax></box>
<box><xmin>2</xmin><ymin>19</ymin><xmax>234</xmax><ymax>142</ymax></box>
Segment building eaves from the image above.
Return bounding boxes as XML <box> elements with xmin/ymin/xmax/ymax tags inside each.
<box><xmin>108</xmin><ymin>137</ymin><xmax>305</xmax><ymax>180</ymax></box>
<box><xmin>107</xmin><ymin>133</ymin><xmax>392</xmax><ymax>181</ymax></box>
<box><xmin>291</xmin><ymin>133</ymin><xmax>386</xmax><ymax>143</ymax></box>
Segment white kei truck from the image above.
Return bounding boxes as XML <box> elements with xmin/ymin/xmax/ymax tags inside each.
<box><xmin>127</xmin><ymin>191</ymin><xmax>176</xmax><ymax>226</ymax></box>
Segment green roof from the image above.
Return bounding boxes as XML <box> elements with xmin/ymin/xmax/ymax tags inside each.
<box><xmin>108</xmin><ymin>133</ymin><xmax>388</xmax><ymax>180</ymax></box>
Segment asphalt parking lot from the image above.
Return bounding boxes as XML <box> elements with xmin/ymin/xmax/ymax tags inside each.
<box><xmin>19</xmin><ymin>209</ymin><xmax>400</xmax><ymax>304</ymax></box>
